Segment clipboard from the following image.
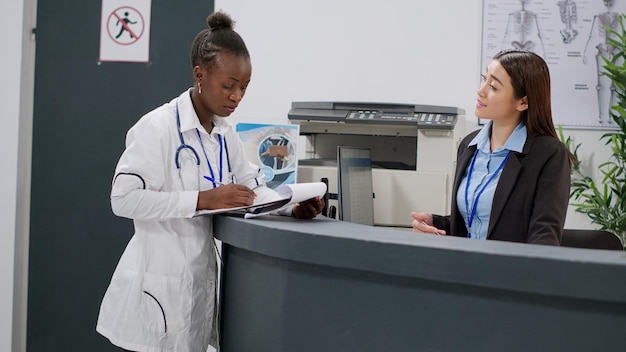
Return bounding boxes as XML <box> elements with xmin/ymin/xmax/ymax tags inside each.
<box><xmin>193</xmin><ymin>182</ymin><xmax>327</xmax><ymax>217</ymax></box>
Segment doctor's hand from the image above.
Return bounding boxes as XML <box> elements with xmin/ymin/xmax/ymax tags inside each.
<box><xmin>411</xmin><ymin>212</ymin><xmax>446</xmax><ymax>235</ymax></box>
<box><xmin>292</xmin><ymin>196</ymin><xmax>325</xmax><ymax>219</ymax></box>
<box><xmin>196</xmin><ymin>184</ymin><xmax>255</xmax><ymax>210</ymax></box>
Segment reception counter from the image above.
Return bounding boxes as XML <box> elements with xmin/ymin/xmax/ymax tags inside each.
<box><xmin>214</xmin><ymin>214</ymin><xmax>626</xmax><ymax>352</ymax></box>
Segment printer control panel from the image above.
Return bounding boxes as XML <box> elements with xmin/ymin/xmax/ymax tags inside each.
<box><xmin>345</xmin><ymin>110</ymin><xmax>457</xmax><ymax>129</ymax></box>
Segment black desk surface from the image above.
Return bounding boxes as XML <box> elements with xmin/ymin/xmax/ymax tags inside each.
<box><xmin>215</xmin><ymin>214</ymin><xmax>626</xmax><ymax>303</ymax></box>
<box><xmin>214</xmin><ymin>215</ymin><xmax>626</xmax><ymax>352</ymax></box>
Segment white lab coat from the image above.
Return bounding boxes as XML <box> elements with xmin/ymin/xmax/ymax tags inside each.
<box><xmin>96</xmin><ymin>89</ymin><xmax>278</xmax><ymax>352</ymax></box>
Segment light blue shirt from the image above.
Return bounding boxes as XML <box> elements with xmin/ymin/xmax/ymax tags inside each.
<box><xmin>456</xmin><ymin>121</ymin><xmax>527</xmax><ymax>240</ymax></box>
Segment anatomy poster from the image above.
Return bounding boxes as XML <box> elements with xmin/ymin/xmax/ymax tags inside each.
<box><xmin>481</xmin><ymin>0</ymin><xmax>625</xmax><ymax>128</ymax></box>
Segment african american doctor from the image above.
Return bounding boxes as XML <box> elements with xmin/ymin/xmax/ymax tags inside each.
<box><xmin>96</xmin><ymin>11</ymin><xmax>324</xmax><ymax>352</ymax></box>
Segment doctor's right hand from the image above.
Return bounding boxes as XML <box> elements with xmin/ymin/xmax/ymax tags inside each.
<box><xmin>197</xmin><ymin>184</ymin><xmax>255</xmax><ymax>210</ymax></box>
<box><xmin>411</xmin><ymin>212</ymin><xmax>446</xmax><ymax>235</ymax></box>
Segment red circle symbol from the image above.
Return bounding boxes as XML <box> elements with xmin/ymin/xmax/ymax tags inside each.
<box><xmin>107</xmin><ymin>6</ymin><xmax>145</xmax><ymax>46</ymax></box>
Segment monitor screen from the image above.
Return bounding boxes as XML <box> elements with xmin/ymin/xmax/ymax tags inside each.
<box><xmin>337</xmin><ymin>146</ymin><xmax>375</xmax><ymax>226</ymax></box>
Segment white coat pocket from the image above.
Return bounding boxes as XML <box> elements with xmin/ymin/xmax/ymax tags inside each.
<box><xmin>140</xmin><ymin>272</ymin><xmax>193</xmax><ymax>334</ymax></box>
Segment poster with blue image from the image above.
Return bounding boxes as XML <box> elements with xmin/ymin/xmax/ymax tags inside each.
<box><xmin>236</xmin><ymin>122</ymin><xmax>299</xmax><ymax>190</ymax></box>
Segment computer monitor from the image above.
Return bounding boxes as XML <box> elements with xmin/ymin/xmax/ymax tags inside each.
<box><xmin>337</xmin><ymin>146</ymin><xmax>375</xmax><ymax>226</ymax></box>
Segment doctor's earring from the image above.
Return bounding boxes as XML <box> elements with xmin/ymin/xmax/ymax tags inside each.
<box><xmin>198</xmin><ymin>82</ymin><xmax>202</xmax><ymax>95</ymax></box>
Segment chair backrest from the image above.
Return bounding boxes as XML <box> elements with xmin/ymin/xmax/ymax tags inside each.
<box><xmin>561</xmin><ymin>229</ymin><xmax>623</xmax><ymax>251</ymax></box>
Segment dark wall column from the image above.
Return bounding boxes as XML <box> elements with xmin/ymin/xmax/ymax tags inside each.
<box><xmin>27</xmin><ymin>1</ymin><xmax>214</xmax><ymax>351</ymax></box>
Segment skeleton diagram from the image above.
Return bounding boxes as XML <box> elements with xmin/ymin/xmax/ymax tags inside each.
<box><xmin>501</xmin><ymin>0</ymin><xmax>546</xmax><ymax>56</ymax></box>
<box><xmin>557</xmin><ymin>0</ymin><xmax>578</xmax><ymax>44</ymax></box>
<box><xmin>583</xmin><ymin>0</ymin><xmax>619</xmax><ymax>124</ymax></box>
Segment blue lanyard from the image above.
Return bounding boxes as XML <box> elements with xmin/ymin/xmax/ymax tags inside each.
<box><xmin>196</xmin><ymin>129</ymin><xmax>229</xmax><ymax>189</ymax></box>
<box><xmin>175</xmin><ymin>98</ymin><xmax>234</xmax><ymax>188</ymax></box>
<box><xmin>464</xmin><ymin>149</ymin><xmax>510</xmax><ymax>239</ymax></box>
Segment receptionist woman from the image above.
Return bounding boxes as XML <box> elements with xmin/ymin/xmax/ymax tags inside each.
<box><xmin>95</xmin><ymin>11</ymin><xmax>323</xmax><ymax>352</ymax></box>
<box><xmin>411</xmin><ymin>49</ymin><xmax>575</xmax><ymax>245</ymax></box>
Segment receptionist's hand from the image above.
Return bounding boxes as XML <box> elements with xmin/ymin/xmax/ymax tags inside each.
<box><xmin>292</xmin><ymin>196</ymin><xmax>325</xmax><ymax>219</ymax></box>
<box><xmin>411</xmin><ymin>212</ymin><xmax>446</xmax><ymax>235</ymax></box>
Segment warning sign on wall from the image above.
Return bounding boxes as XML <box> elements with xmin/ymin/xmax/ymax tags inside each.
<box><xmin>99</xmin><ymin>0</ymin><xmax>152</xmax><ymax>63</ymax></box>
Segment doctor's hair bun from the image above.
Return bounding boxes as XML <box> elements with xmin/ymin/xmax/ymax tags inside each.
<box><xmin>191</xmin><ymin>11</ymin><xmax>249</xmax><ymax>68</ymax></box>
<box><xmin>207</xmin><ymin>11</ymin><xmax>235</xmax><ymax>31</ymax></box>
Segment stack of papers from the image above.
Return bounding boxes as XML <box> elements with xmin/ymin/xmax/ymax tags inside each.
<box><xmin>194</xmin><ymin>182</ymin><xmax>327</xmax><ymax>218</ymax></box>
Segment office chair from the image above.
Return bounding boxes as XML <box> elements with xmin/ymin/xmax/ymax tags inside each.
<box><xmin>561</xmin><ymin>229</ymin><xmax>623</xmax><ymax>250</ymax></box>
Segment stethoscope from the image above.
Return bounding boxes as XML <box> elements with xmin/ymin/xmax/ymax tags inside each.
<box><xmin>174</xmin><ymin>100</ymin><xmax>234</xmax><ymax>189</ymax></box>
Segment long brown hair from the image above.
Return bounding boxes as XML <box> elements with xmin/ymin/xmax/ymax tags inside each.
<box><xmin>493</xmin><ymin>49</ymin><xmax>577</xmax><ymax>166</ymax></box>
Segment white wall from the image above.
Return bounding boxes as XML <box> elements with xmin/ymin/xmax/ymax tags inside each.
<box><xmin>0</xmin><ymin>0</ymin><xmax>21</xmax><ymax>346</ymax></box>
<box><xmin>2</xmin><ymin>0</ymin><xmax>35</xmax><ymax>350</ymax></box>
<box><xmin>218</xmin><ymin>0</ymin><xmax>483</xmax><ymax>122</ymax></box>
<box><xmin>215</xmin><ymin>0</ymin><xmax>611</xmax><ymax>229</ymax></box>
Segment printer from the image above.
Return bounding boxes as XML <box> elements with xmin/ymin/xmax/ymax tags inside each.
<box><xmin>288</xmin><ymin>101</ymin><xmax>466</xmax><ymax>227</ymax></box>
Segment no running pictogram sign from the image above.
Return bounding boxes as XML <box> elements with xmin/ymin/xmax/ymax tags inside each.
<box><xmin>99</xmin><ymin>0</ymin><xmax>152</xmax><ymax>63</ymax></box>
<box><xmin>107</xmin><ymin>6</ymin><xmax>145</xmax><ymax>45</ymax></box>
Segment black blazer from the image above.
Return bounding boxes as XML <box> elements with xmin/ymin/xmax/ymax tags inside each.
<box><xmin>433</xmin><ymin>129</ymin><xmax>571</xmax><ymax>245</ymax></box>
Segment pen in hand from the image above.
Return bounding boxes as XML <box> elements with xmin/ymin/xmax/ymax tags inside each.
<box><xmin>250</xmin><ymin>184</ymin><xmax>265</xmax><ymax>198</ymax></box>
<box><xmin>203</xmin><ymin>176</ymin><xmax>259</xmax><ymax>198</ymax></box>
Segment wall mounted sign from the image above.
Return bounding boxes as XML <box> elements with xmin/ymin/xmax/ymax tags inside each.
<box><xmin>99</xmin><ymin>0</ymin><xmax>152</xmax><ymax>63</ymax></box>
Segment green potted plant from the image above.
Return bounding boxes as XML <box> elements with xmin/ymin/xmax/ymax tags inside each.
<box><xmin>559</xmin><ymin>14</ymin><xmax>626</xmax><ymax>249</ymax></box>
